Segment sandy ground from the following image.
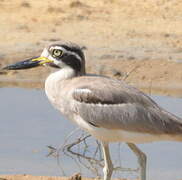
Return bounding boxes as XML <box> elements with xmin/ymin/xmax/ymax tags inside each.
<box><xmin>0</xmin><ymin>175</ymin><xmax>89</xmax><ymax>180</ymax></box>
<box><xmin>0</xmin><ymin>0</ymin><xmax>182</xmax><ymax>180</ymax></box>
<box><xmin>0</xmin><ymin>175</ymin><xmax>134</xmax><ymax>180</ymax></box>
<box><xmin>0</xmin><ymin>175</ymin><xmax>69</xmax><ymax>180</ymax></box>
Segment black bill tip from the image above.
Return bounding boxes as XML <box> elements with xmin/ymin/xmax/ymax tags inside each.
<box><xmin>3</xmin><ymin>56</ymin><xmax>41</xmax><ymax>70</ymax></box>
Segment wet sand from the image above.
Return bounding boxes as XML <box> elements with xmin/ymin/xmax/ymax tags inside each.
<box><xmin>0</xmin><ymin>175</ymin><xmax>87</xmax><ymax>180</ymax></box>
<box><xmin>0</xmin><ymin>175</ymin><xmax>137</xmax><ymax>180</ymax></box>
<box><xmin>2</xmin><ymin>174</ymin><xmax>141</xmax><ymax>180</ymax></box>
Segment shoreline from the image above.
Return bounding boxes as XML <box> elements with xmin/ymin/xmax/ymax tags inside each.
<box><xmin>1</xmin><ymin>59</ymin><xmax>182</xmax><ymax>97</ymax></box>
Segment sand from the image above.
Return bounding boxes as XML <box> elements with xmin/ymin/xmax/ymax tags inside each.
<box><xmin>0</xmin><ymin>174</ymin><xmax>134</xmax><ymax>180</ymax></box>
<box><xmin>0</xmin><ymin>175</ymin><xmax>69</xmax><ymax>180</ymax></box>
<box><xmin>0</xmin><ymin>174</ymin><xmax>88</xmax><ymax>180</ymax></box>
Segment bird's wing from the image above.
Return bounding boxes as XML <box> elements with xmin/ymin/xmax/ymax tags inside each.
<box><xmin>71</xmin><ymin>77</ymin><xmax>182</xmax><ymax>135</ymax></box>
<box><xmin>72</xmin><ymin>76</ymin><xmax>159</xmax><ymax>108</ymax></box>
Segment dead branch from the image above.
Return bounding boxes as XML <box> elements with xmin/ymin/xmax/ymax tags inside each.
<box><xmin>122</xmin><ymin>65</ymin><xmax>140</xmax><ymax>80</ymax></box>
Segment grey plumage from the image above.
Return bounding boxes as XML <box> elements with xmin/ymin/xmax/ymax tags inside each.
<box><xmin>69</xmin><ymin>76</ymin><xmax>182</xmax><ymax>135</ymax></box>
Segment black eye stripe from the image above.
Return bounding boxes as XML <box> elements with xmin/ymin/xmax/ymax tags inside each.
<box><xmin>48</xmin><ymin>44</ymin><xmax>85</xmax><ymax>61</ymax></box>
<box><xmin>62</xmin><ymin>54</ymin><xmax>81</xmax><ymax>72</ymax></box>
<box><xmin>61</xmin><ymin>45</ymin><xmax>84</xmax><ymax>61</ymax></box>
<box><xmin>47</xmin><ymin>43</ymin><xmax>85</xmax><ymax>73</ymax></box>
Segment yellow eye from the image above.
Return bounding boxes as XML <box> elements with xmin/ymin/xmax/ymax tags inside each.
<box><xmin>52</xmin><ymin>49</ymin><xmax>63</xmax><ymax>57</ymax></box>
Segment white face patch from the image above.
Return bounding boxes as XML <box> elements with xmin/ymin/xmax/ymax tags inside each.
<box><xmin>41</xmin><ymin>48</ymin><xmax>49</xmax><ymax>57</ymax></box>
<box><xmin>40</xmin><ymin>47</ymin><xmax>66</xmax><ymax>68</ymax></box>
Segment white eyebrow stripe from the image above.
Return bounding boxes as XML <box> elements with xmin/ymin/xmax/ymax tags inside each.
<box><xmin>50</xmin><ymin>46</ymin><xmax>82</xmax><ymax>61</ymax></box>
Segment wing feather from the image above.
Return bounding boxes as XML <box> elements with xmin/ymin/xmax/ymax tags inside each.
<box><xmin>71</xmin><ymin>77</ymin><xmax>182</xmax><ymax>135</ymax></box>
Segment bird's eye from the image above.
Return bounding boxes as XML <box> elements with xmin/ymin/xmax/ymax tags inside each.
<box><xmin>52</xmin><ymin>49</ymin><xmax>63</xmax><ymax>58</ymax></box>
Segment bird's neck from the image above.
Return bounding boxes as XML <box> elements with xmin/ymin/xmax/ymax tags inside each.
<box><xmin>45</xmin><ymin>66</ymin><xmax>85</xmax><ymax>91</ymax></box>
<box><xmin>45</xmin><ymin>67</ymin><xmax>75</xmax><ymax>102</ymax></box>
<box><xmin>48</xmin><ymin>67</ymin><xmax>78</xmax><ymax>82</ymax></box>
<box><xmin>45</xmin><ymin>67</ymin><xmax>84</xmax><ymax>104</ymax></box>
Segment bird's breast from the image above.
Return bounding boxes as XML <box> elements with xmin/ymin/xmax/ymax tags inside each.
<box><xmin>45</xmin><ymin>74</ymin><xmax>58</xmax><ymax>104</ymax></box>
<box><xmin>45</xmin><ymin>72</ymin><xmax>75</xmax><ymax>117</ymax></box>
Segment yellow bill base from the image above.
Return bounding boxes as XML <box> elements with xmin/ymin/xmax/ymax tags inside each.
<box><xmin>32</xmin><ymin>57</ymin><xmax>53</xmax><ymax>65</ymax></box>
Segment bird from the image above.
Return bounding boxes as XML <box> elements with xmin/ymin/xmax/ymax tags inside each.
<box><xmin>4</xmin><ymin>41</ymin><xmax>182</xmax><ymax>180</ymax></box>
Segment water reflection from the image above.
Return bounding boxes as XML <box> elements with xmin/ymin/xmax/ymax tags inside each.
<box><xmin>0</xmin><ymin>88</ymin><xmax>182</xmax><ymax>180</ymax></box>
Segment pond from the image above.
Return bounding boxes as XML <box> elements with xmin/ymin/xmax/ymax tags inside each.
<box><xmin>0</xmin><ymin>87</ymin><xmax>182</xmax><ymax>180</ymax></box>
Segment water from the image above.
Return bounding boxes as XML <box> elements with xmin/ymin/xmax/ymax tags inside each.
<box><xmin>0</xmin><ymin>88</ymin><xmax>182</xmax><ymax>180</ymax></box>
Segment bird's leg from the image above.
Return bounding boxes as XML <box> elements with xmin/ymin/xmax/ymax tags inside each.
<box><xmin>127</xmin><ymin>143</ymin><xmax>147</xmax><ymax>180</ymax></box>
<box><xmin>101</xmin><ymin>142</ymin><xmax>113</xmax><ymax>180</ymax></box>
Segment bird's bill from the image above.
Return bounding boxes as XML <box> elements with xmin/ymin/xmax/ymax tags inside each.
<box><xmin>3</xmin><ymin>56</ymin><xmax>53</xmax><ymax>70</ymax></box>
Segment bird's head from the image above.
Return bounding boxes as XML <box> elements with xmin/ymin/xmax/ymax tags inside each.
<box><xmin>3</xmin><ymin>42</ymin><xmax>86</xmax><ymax>75</ymax></box>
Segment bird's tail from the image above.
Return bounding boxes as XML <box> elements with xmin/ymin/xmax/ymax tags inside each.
<box><xmin>162</xmin><ymin>109</ymin><xmax>182</xmax><ymax>135</ymax></box>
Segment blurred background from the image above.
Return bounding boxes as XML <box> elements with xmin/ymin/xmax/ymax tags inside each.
<box><xmin>0</xmin><ymin>1</ymin><xmax>182</xmax><ymax>180</ymax></box>
<box><xmin>0</xmin><ymin>0</ymin><xmax>182</xmax><ymax>95</ymax></box>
